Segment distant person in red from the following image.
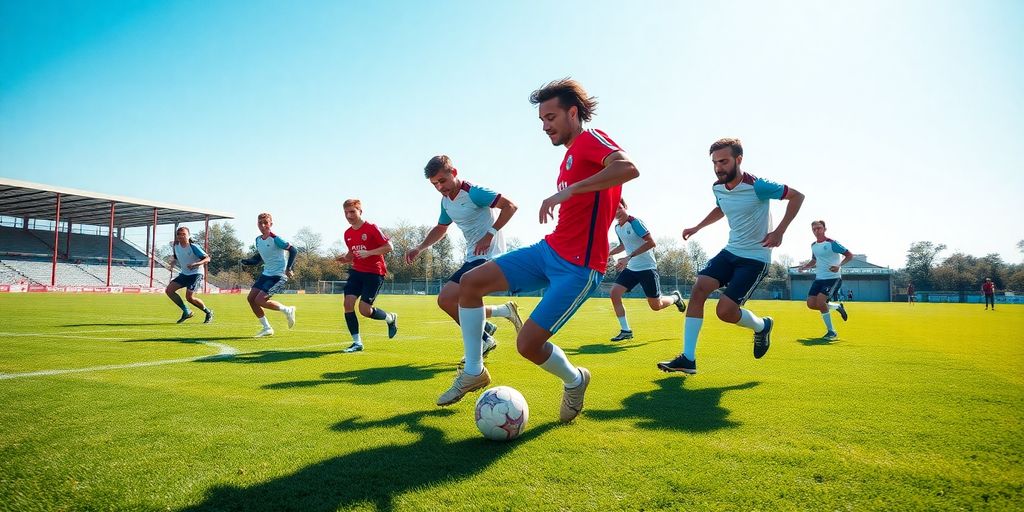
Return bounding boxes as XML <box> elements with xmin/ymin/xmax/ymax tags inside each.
<box><xmin>907</xmin><ymin>282</ymin><xmax>916</xmax><ymax>305</ymax></box>
<box><xmin>982</xmin><ymin>278</ymin><xmax>995</xmax><ymax>310</ymax></box>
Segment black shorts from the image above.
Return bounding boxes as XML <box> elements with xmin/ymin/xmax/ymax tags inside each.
<box><xmin>344</xmin><ymin>270</ymin><xmax>386</xmax><ymax>305</ymax></box>
<box><xmin>699</xmin><ymin>249</ymin><xmax>768</xmax><ymax>305</ymax></box>
<box><xmin>448</xmin><ymin>259</ymin><xmax>488</xmax><ymax>283</ymax></box>
<box><xmin>252</xmin><ymin>274</ymin><xmax>287</xmax><ymax>297</ymax></box>
<box><xmin>171</xmin><ymin>273</ymin><xmax>204</xmax><ymax>292</ymax></box>
<box><xmin>808</xmin><ymin>278</ymin><xmax>842</xmax><ymax>300</ymax></box>
<box><xmin>614</xmin><ymin>268</ymin><xmax>662</xmax><ymax>298</ymax></box>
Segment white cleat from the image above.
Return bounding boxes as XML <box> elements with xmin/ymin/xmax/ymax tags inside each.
<box><xmin>255</xmin><ymin>327</ymin><xmax>275</xmax><ymax>338</ymax></box>
<box><xmin>283</xmin><ymin>306</ymin><xmax>296</xmax><ymax>329</ymax></box>
<box><xmin>505</xmin><ymin>301</ymin><xmax>523</xmax><ymax>333</ymax></box>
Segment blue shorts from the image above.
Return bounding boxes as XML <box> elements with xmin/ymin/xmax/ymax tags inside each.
<box><xmin>171</xmin><ymin>272</ymin><xmax>204</xmax><ymax>292</ymax></box>
<box><xmin>344</xmin><ymin>270</ymin><xmax>385</xmax><ymax>305</ymax></box>
<box><xmin>614</xmin><ymin>268</ymin><xmax>662</xmax><ymax>298</ymax></box>
<box><xmin>448</xmin><ymin>259</ymin><xmax>488</xmax><ymax>283</ymax></box>
<box><xmin>699</xmin><ymin>249</ymin><xmax>768</xmax><ymax>305</ymax></box>
<box><xmin>252</xmin><ymin>274</ymin><xmax>287</xmax><ymax>297</ymax></box>
<box><xmin>493</xmin><ymin>240</ymin><xmax>602</xmax><ymax>334</ymax></box>
<box><xmin>809</xmin><ymin>278</ymin><xmax>842</xmax><ymax>300</ymax></box>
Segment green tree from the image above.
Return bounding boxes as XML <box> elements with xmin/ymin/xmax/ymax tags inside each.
<box><xmin>294</xmin><ymin>226</ymin><xmax>323</xmax><ymax>255</ymax></box>
<box><xmin>931</xmin><ymin>252</ymin><xmax>976</xmax><ymax>298</ymax></box>
<box><xmin>195</xmin><ymin>222</ymin><xmax>244</xmax><ymax>275</ymax></box>
<box><xmin>904</xmin><ymin>241</ymin><xmax>946</xmax><ymax>290</ymax></box>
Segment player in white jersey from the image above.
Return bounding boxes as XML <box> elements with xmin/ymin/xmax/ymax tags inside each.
<box><xmin>406</xmin><ymin>155</ymin><xmax>524</xmax><ymax>359</ymax></box>
<box><xmin>659</xmin><ymin>138</ymin><xmax>804</xmax><ymax>374</ymax></box>
<box><xmin>240</xmin><ymin>212</ymin><xmax>298</xmax><ymax>337</ymax></box>
<box><xmin>165</xmin><ymin>226</ymin><xmax>213</xmax><ymax>323</ymax></box>
<box><xmin>797</xmin><ymin>220</ymin><xmax>852</xmax><ymax>340</ymax></box>
<box><xmin>607</xmin><ymin>200</ymin><xmax>685</xmax><ymax>341</ymax></box>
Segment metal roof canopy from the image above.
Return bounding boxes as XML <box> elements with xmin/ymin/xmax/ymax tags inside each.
<box><xmin>0</xmin><ymin>177</ymin><xmax>233</xmax><ymax>228</ymax></box>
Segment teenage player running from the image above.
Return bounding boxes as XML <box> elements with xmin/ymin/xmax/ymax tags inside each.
<box><xmin>658</xmin><ymin>138</ymin><xmax>804</xmax><ymax>374</ymax></box>
<box><xmin>436</xmin><ymin>78</ymin><xmax>639</xmax><ymax>423</ymax></box>
<box><xmin>336</xmin><ymin>199</ymin><xmax>398</xmax><ymax>353</ymax></box>
<box><xmin>165</xmin><ymin>226</ymin><xmax>214</xmax><ymax>324</ymax></box>
<box><xmin>241</xmin><ymin>213</ymin><xmax>298</xmax><ymax>337</ymax></box>
<box><xmin>607</xmin><ymin>200</ymin><xmax>685</xmax><ymax>341</ymax></box>
<box><xmin>797</xmin><ymin>220</ymin><xmax>852</xmax><ymax>340</ymax></box>
<box><xmin>405</xmin><ymin>155</ymin><xmax>524</xmax><ymax>359</ymax></box>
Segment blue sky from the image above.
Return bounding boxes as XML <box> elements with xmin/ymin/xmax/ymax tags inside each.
<box><xmin>2</xmin><ymin>0</ymin><xmax>1022</xmax><ymax>268</ymax></box>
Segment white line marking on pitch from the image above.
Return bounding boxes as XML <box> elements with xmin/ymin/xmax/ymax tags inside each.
<box><xmin>0</xmin><ymin>340</ymin><xmax>238</xmax><ymax>380</ymax></box>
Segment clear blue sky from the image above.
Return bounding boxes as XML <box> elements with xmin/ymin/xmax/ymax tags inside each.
<box><xmin>2</xmin><ymin>0</ymin><xmax>1022</xmax><ymax>267</ymax></box>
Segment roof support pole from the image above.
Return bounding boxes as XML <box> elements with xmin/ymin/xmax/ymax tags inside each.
<box><xmin>204</xmin><ymin>215</ymin><xmax>210</xmax><ymax>294</ymax></box>
<box><xmin>107</xmin><ymin>202</ymin><xmax>115</xmax><ymax>286</ymax></box>
<box><xmin>51</xmin><ymin>193</ymin><xmax>61</xmax><ymax>286</ymax></box>
<box><xmin>149</xmin><ymin>208</ymin><xmax>157</xmax><ymax>288</ymax></box>
<box><xmin>65</xmin><ymin>221</ymin><xmax>72</xmax><ymax>260</ymax></box>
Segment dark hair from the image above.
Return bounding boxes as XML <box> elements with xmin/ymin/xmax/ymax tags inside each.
<box><xmin>343</xmin><ymin>199</ymin><xmax>362</xmax><ymax>211</ymax></box>
<box><xmin>709</xmin><ymin>138</ymin><xmax>743</xmax><ymax>157</ymax></box>
<box><xmin>529</xmin><ymin>78</ymin><xmax>597</xmax><ymax>123</ymax></box>
<box><xmin>424</xmin><ymin>155</ymin><xmax>455</xmax><ymax>179</ymax></box>
<box><xmin>811</xmin><ymin>220</ymin><xmax>826</xmax><ymax>229</ymax></box>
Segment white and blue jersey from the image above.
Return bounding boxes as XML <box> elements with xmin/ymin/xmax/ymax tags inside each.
<box><xmin>811</xmin><ymin>238</ymin><xmax>849</xmax><ymax>280</ymax></box>
<box><xmin>613</xmin><ymin>216</ymin><xmax>657</xmax><ymax>271</ymax></box>
<box><xmin>439</xmin><ymin>181</ymin><xmax>505</xmax><ymax>263</ymax></box>
<box><xmin>713</xmin><ymin>173</ymin><xmax>789</xmax><ymax>263</ymax></box>
<box><xmin>256</xmin><ymin>233</ymin><xmax>291</xmax><ymax>277</ymax></box>
<box><xmin>173</xmin><ymin>243</ymin><xmax>208</xmax><ymax>276</ymax></box>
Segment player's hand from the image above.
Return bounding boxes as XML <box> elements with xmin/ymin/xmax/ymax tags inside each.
<box><xmin>682</xmin><ymin>227</ymin><xmax>699</xmax><ymax>240</ymax></box>
<box><xmin>355</xmin><ymin>249</ymin><xmax>371</xmax><ymax>259</ymax></box>
<box><xmin>761</xmin><ymin>229</ymin><xmax>784</xmax><ymax>248</ymax></box>
<box><xmin>473</xmin><ymin>234</ymin><xmax>493</xmax><ymax>256</ymax></box>
<box><xmin>539</xmin><ymin>188</ymin><xmax>572</xmax><ymax>224</ymax></box>
<box><xmin>615</xmin><ymin>257</ymin><xmax>629</xmax><ymax>271</ymax></box>
<box><xmin>829</xmin><ymin>265</ymin><xmax>840</xmax><ymax>273</ymax></box>
<box><xmin>285</xmin><ymin>270</ymin><xmax>294</xmax><ymax>279</ymax></box>
<box><xmin>405</xmin><ymin>247</ymin><xmax>421</xmax><ymax>263</ymax></box>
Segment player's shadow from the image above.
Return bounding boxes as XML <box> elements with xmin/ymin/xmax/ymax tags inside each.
<box><xmin>798</xmin><ymin>337</ymin><xmax>840</xmax><ymax>346</ymax></box>
<box><xmin>180</xmin><ymin>409</ymin><xmax>557</xmax><ymax>512</ymax></box>
<box><xmin>62</xmin><ymin>322</ymin><xmax>168</xmax><ymax>327</ymax></box>
<box><xmin>565</xmin><ymin>342</ymin><xmax>646</xmax><ymax>356</ymax></box>
<box><xmin>123</xmin><ymin>336</ymin><xmax>253</xmax><ymax>343</ymax></box>
<box><xmin>262</xmin><ymin>363</ymin><xmax>451</xmax><ymax>390</ymax></box>
<box><xmin>197</xmin><ymin>349</ymin><xmax>343</xmax><ymax>365</ymax></box>
<box><xmin>589</xmin><ymin>376</ymin><xmax>759</xmax><ymax>432</ymax></box>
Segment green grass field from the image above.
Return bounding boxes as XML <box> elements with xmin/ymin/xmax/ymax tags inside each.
<box><xmin>0</xmin><ymin>293</ymin><xmax>1021</xmax><ymax>511</ymax></box>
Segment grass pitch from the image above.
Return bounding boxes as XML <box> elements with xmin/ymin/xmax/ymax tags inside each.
<box><xmin>0</xmin><ymin>293</ymin><xmax>1021</xmax><ymax>511</ymax></box>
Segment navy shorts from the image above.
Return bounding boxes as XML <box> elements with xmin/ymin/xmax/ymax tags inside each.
<box><xmin>808</xmin><ymin>278</ymin><xmax>842</xmax><ymax>300</ymax></box>
<box><xmin>614</xmin><ymin>268</ymin><xmax>662</xmax><ymax>298</ymax></box>
<box><xmin>448</xmin><ymin>258</ymin><xmax>488</xmax><ymax>283</ymax></box>
<box><xmin>699</xmin><ymin>249</ymin><xmax>768</xmax><ymax>305</ymax></box>
<box><xmin>252</xmin><ymin>274</ymin><xmax>287</xmax><ymax>297</ymax></box>
<box><xmin>171</xmin><ymin>272</ymin><xmax>204</xmax><ymax>292</ymax></box>
<box><xmin>344</xmin><ymin>270</ymin><xmax>386</xmax><ymax>305</ymax></box>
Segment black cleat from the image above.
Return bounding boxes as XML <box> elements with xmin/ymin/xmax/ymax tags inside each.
<box><xmin>610</xmin><ymin>330</ymin><xmax>633</xmax><ymax>342</ymax></box>
<box><xmin>671</xmin><ymin>290</ymin><xmax>686</xmax><ymax>313</ymax></box>
<box><xmin>176</xmin><ymin>311</ymin><xmax>194</xmax><ymax>324</ymax></box>
<box><xmin>753</xmin><ymin>317</ymin><xmax>773</xmax><ymax>359</ymax></box>
<box><xmin>484</xmin><ymin>321</ymin><xmax>498</xmax><ymax>337</ymax></box>
<box><xmin>386</xmin><ymin>313</ymin><xmax>398</xmax><ymax>339</ymax></box>
<box><xmin>837</xmin><ymin>303</ymin><xmax>848</xmax><ymax>321</ymax></box>
<box><xmin>657</xmin><ymin>354</ymin><xmax>697</xmax><ymax>374</ymax></box>
<box><xmin>204</xmin><ymin>310</ymin><xmax>214</xmax><ymax>324</ymax></box>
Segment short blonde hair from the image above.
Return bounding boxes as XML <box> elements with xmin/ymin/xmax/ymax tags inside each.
<box><xmin>343</xmin><ymin>199</ymin><xmax>362</xmax><ymax>211</ymax></box>
<box><xmin>257</xmin><ymin>212</ymin><xmax>272</xmax><ymax>223</ymax></box>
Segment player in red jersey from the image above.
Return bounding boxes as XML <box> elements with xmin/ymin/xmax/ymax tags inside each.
<box><xmin>436</xmin><ymin>78</ymin><xmax>639</xmax><ymax>423</ymax></box>
<box><xmin>982</xmin><ymin>277</ymin><xmax>995</xmax><ymax>310</ymax></box>
<box><xmin>335</xmin><ymin>199</ymin><xmax>398</xmax><ymax>352</ymax></box>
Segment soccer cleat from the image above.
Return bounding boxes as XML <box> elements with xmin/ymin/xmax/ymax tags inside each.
<box><xmin>610</xmin><ymin>330</ymin><xmax>633</xmax><ymax>342</ymax></box>
<box><xmin>504</xmin><ymin>301</ymin><xmax>524</xmax><ymax>333</ymax></box>
<box><xmin>343</xmin><ymin>342</ymin><xmax>363</xmax><ymax>353</ymax></box>
<box><xmin>823</xmin><ymin>331</ymin><xmax>838</xmax><ymax>341</ymax></box>
<box><xmin>204</xmin><ymin>310</ymin><xmax>214</xmax><ymax>324</ymax></box>
<box><xmin>753</xmin><ymin>317</ymin><xmax>773</xmax><ymax>359</ymax></box>
<box><xmin>657</xmin><ymin>354</ymin><xmax>697</xmax><ymax>374</ymax></box>
<box><xmin>283</xmin><ymin>306</ymin><xmax>296</xmax><ymax>329</ymax></box>
<box><xmin>254</xmin><ymin>327</ymin><xmax>275</xmax><ymax>338</ymax></box>
<box><xmin>437</xmin><ymin>367</ymin><xmax>491</xmax><ymax>406</ymax></box>
<box><xmin>177</xmin><ymin>310</ymin><xmax>194</xmax><ymax>324</ymax></box>
<box><xmin>671</xmin><ymin>290</ymin><xmax>687</xmax><ymax>313</ymax></box>
<box><xmin>559</xmin><ymin>367</ymin><xmax>591</xmax><ymax>423</ymax></box>
<box><xmin>837</xmin><ymin>303</ymin><xmax>848</xmax><ymax>321</ymax></box>
<box><xmin>484</xmin><ymin>321</ymin><xmax>498</xmax><ymax>338</ymax></box>
<box><xmin>386</xmin><ymin>313</ymin><xmax>398</xmax><ymax>339</ymax></box>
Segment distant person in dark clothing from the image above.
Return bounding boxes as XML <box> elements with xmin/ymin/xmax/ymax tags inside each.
<box><xmin>907</xmin><ymin>282</ymin><xmax>916</xmax><ymax>305</ymax></box>
<box><xmin>982</xmin><ymin>278</ymin><xmax>995</xmax><ymax>310</ymax></box>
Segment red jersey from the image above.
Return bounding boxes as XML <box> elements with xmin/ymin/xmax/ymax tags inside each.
<box><xmin>983</xmin><ymin>281</ymin><xmax>994</xmax><ymax>293</ymax></box>
<box><xmin>544</xmin><ymin>128</ymin><xmax>623</xmax><ymax>272</ymax></box>
<box><xmin>344</xmin><ymin>222</ymin><xmax>389</xmax><ymax>275</ymax></box>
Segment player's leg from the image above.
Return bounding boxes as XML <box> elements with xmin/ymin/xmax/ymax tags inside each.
<box><xmin>255</xmin><ymin>277</ymin><xmax>295</xmax><ymax>328</ymax></box>
<box><xmin>248</xmin><ymin>281</ymin><xmax>274</xmax><ymax>336</ymax></box>
<box><xmin>719</xmin><ymin>256</ymin><xmax>772</xmax><ymax>359</ymax></box>
<box><xmin>184</xmin><ymin>289</ymin><xmax>213</xmax><ymax>324</ymax></box>
<box><xmin>342</xmin><ymin>289</ymin><xmax>363</xmax><ymax>352</ymax></box>
<box><xmin>641</xmin><ymin>270</ymin><xmax>682</xmax><ymax>312</ymax></box>
<box><xmin>356</xmin><ymin>272</ymin><xmax>396</xmax><ymax>338</ymax></box>
<box><xmin>165</xmin><ymin>279</ymin><xmax>192</xmax><ymax>322</ymax></box>
<box><xmin>659</xmin><ymin>250</ymin><xmax>733</xmax><ymax>373</ymax></box>
<box><xmin>609</xmin><ymin>283</ymin><xmax>633</xmax><ymax>341</ymax></box>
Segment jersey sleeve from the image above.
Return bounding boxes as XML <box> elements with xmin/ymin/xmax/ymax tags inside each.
<box><xmin>628</xmin><ymin>218</ymin><xmax>650</xmax><ymax>237</ymax></box>
<box><xmin>273</xmin><ymin>236</ymin><xmax>290</xmax><ymax>249</ymax></box>
<box><xmin>468</xmin><ymin>184</ymin><xmax>501</xmax><ymax>208</ymax></box>
<box><xmin>753</xmin><ymin>177</ymin><xmax>789</xmax><ymax>200</ymax></box>
<box><xmin>438</xmin><ymin>201</ymin><xmax>453</xmax><ymax>225</ymax></box>
<box><xmin>191</xmin><ymin>244</ymin><xmax>208</xmax><ymax>258</ymax></box>
<box><xmin>830</xmin><ymin>240</ymin><xmax>849</xmax><ymax>254</ymax></box>
<box><xmin>580</xmin><ymin>129</ymin><xmax>621</xmax><ymax>170</ymax></box>
<box><xmin>370</xmin><ymin>224</ymin><xmax>390</xmax><ymax>244</ymax></box>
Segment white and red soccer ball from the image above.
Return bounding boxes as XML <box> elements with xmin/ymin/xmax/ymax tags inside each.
<box><xmin>474</xmin><ymin>386</ymin><xmax>529</xmax><ymax>441</ymax></box>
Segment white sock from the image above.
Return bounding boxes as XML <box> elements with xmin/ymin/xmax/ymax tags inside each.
<box><xmin>683</xmin><ymin>317</ymin><xmax>703</xmax><ymax>360</ymax></box>
<box><xmin>822</xmin><ymin>312</ymin><xmax>834</xmax><ymax>332</ymax></box>
<box><xmin>279</xmin><ymin>306</ymin><xmax>290</xmax><ymax>315</ymax></box>
<box><xmin>737</xmin><ymin>308</ymin><xmax>766</xmax><ymax>332</ymax></box>
<box><xmin>488</xmin><ymin>304</ymin><xmax>511</xmax><ymax>318</ymax></box>
<box><xmin>459</xmin><ymin>306</ymin><xmax>485</xmax><ymax>375</ymax></box>
<box><xmin>259</xmin><ymin>316</ymin><xmax>270</xmax><ymax>329</ymax></box>
<box><xmin>352</xmin><ymin>333</ymin><xmax>362</xmax><ymax>344</ymax></box>
<box><xmin>827</xmin><ymin>302</ymin><xmax>839</xmax><ymax>310</ymax></box>
<box><xmin>617</xmin><ymin>316</ymin><xmax>630</xmax><ymax>331</ymax></box>
<box><xmin>539</xmin><ymin>343</ymin><xmax>581</xmax><ymax>386</ymax></box>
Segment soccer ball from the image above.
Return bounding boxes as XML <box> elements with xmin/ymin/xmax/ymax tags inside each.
<box><xmin>474</xmin><ymin>386</ymin><xmax>529</xmax><ymax>441</ymax></box>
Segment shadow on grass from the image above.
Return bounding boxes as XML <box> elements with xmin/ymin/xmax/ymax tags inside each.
<box><xmin>63</xmin><ymin>322</ymin><xmax>168</xmax><ymax>327</ymax></box>
<box><xmin>198</xmin><ymin>349</ymin><xmax>344</xmax><ymax>365</ymax></box>
<box><xmin>180</xmin><ymin>409</ymin><xmax>557</xmax><ymax>512</ymax></box>
<box><xmin>262</xmin><ymin>363</ymin><xmax>451</xmax><ymax>390</ymax></box>
<box><xmin>565</xmin><ymin>341</ymin><xmax>647</xmax><ymax>356</ymax></box>
<box><xmin>124</xmin><ymin>336</ymin><xmax>253</xmax><ymax>343</ymax></box>
<box><xmin>797</xmin><ymin>337</ymin><xmax>840</xmax><ymax>346</ymax></box>
<box><xmin>588</xmin><ymin>376</ymin><xmax>759</xmax><ymax>432</ymax></box>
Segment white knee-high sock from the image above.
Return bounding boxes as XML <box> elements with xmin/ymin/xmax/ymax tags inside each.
<box><xmin>459</xmin><ymin>306</ymin><xmax>486</xmax><ymax>375</ymax></box>
<box><xmin>683</xmin><ymin>317</ymin><xmax>703</xmax><ymax>360</ymax></box>
<box><xmin>827</xmin><ymin>302</ymin><xmax>839</xmax><ymax>310</ymax></box>
<box><xmin>821</xmin><ymin>312</ymin><xmax>834</xmax><ymax>332</ymax></box>
<box><xmin>488</xmin><ymin>304</ymin><xmax>511</xmax><ymax>318</ymax></box>
<box><xmin>736</xmin><ymin>308</ymin><xmax>766</xmax><ymax>332</ymax></box>
<box><xmin>539</xmin><ymin>343</ymin><xmax>581</xmax><ymax>387</ymax></box>
<box><xmin>617</xmin><ymin>316</ymin><xmax>630</xmax><ymax>331</ymax></box>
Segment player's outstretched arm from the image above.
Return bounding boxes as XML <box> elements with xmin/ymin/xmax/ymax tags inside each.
<box><xmin>539</xmin><ymin>152</ymin><xmax>638</xmax><ymax>223</ymax></box>
<box><xmin>407</xmin><ymin>224</ymin><xmax>449</xmax><ymax>263</ymax></box>
<box><xmin>762</xmin><ymin>188</ymin><xmax>805</xmax><ymax>248</ymax></box>
<box><xmin>682</xmin><ymin>207</ymin><xmax>725</xmax><ymax>240</ymax></box>
<box><xmin>240</xmin><ymin>253</ymin><xmax>263</xmax><ymax>266</ymax></box>
<box><xmin>357</xmin><ymin>241</ymin><xmax>394</xmax><ymax>259</ymax></box>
